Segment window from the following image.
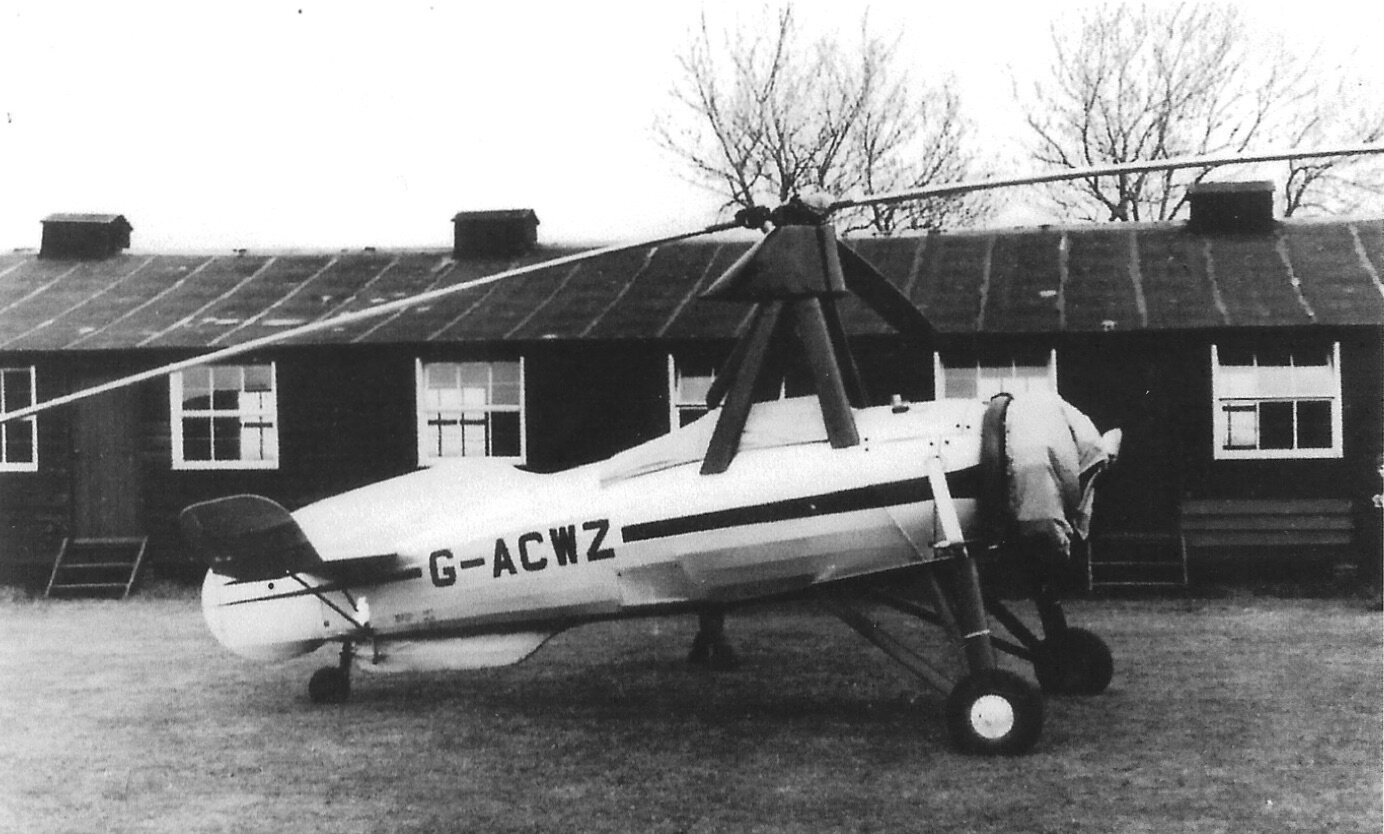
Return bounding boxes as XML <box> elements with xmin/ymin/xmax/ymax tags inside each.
<box><xmin>1212</xmin><ymin>343</ymin><xmax>1342</xmax><ymax>459</ymax></box>
<box><xmin>934</xmin><ymin>349</ymin><xmax>1057</xmax><ymax>400</ymax></box>
<box><xmin>669</xmin><ymin>355</ymin><xmax>718</xmax><ymax>429</ymax></box>
<box><xmin>417</xmin><ymin>359</ymin><xmax>524</xmax><ymax>465</ymax></box>
<box><xmin>170</xmin><ymin>364</ymin><xmax>279</xmax><ymax>470</ymax></box>
<box><xmin>0</xmin><ymin>367</ymin><xmax>38</xmax><ymax>471</ymax></box>
<box><xmin>667</xmin><ymin>355</ymin><xmax>787</xmax><ymax>430</ymax></box>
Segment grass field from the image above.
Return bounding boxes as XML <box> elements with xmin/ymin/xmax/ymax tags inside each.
<box><xmin>1</xmin><ymin>593</ymin><xmax>1380</xmax><ymax>833</ymax></box>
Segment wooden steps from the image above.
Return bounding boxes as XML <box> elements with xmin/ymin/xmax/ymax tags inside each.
<box><xmin>44</xmin><ymin>537</ymin><xmax>148</xmax><ymax>599</ymax></box>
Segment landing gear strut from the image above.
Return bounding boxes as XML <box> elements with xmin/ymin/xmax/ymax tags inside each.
<box><xmin>982</xmin><ymin>552</ymin><xmax>1114</xmax><ymax>697</ymax></box>
<box><xmin>687</xmin><ymin>607</ymin><xmax>740</xmax><ymax>671</ymax></box>
<box><xmin>308</xmin><ymin>642</ymin><xmax>353</xmax><ymax>704</ymax></box>
<box><xmin>822</xmin><ymin>545</ymin><xmax>1047</xmax><ymax>756</ymax></box>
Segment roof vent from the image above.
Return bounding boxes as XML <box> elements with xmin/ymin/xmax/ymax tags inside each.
<box><xmin>40</xmin><ymin>213</ymin><xmax>133</xmax><ymax>259</ymax></box>
<box><xmin>452</xmin><ymin>209</ymin><xmax>539</xmax><ymax>257</ymax></box>
<box><xmin>1186</xmin><ymin>181</ymin><xmax>1275</xmax><ymax>235</ymax></box>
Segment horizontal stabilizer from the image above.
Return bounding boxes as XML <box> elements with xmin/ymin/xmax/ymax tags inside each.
<box><xmin>181</xmin><ymin>495</ymin><xmax>324</xmax><ymax>581</ymax></box>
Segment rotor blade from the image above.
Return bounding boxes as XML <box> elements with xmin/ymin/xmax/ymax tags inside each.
<box><xmin>830</xmin><ymin>143</ymin><xmax>1384</xmax><ymax>211</ymax></box>
<box><xmin>836</xmin><ymin>243</ymin><xmax>935</xmax><ymax>343</ymax></box>
<box><xmin>0</xmin><ymin>222</ymin><xmax>738</xmax><ymax>423</ymax></box>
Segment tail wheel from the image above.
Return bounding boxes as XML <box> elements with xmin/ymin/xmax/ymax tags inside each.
<box><xmin>1035</xmin><ymin>627</ymin><xmax>1113</xmax><ymax>696</ymax></box>
<box><xmin>308</xmin><ymin>666</ymin><xmax>350</xmax><ymax>704</ymax></box>
<box><xmin>945</xmin><ymin>669</ymin><xmax>1044</xmax><ymax>756</ymax></box>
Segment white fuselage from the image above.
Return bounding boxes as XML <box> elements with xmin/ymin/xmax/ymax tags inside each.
<box><xmin>202</xmin><ymin>397</ymin><xmax>987</xmax><ymax>669</ymax></box>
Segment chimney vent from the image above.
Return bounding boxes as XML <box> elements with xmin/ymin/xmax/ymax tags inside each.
<box><xmin>452</xmin><ymin>209</ymin><xmax>539</xmax><ymax>257</ymax></box>
<box><xmin>1186</xmin><ymin>181</ymin><xmax>1275</xmax><ymax>235</ymax></box>
<box><xmin>40</xmin><ymin>213</ymin><xmax>132</xmax><ymax>259</ymax></box>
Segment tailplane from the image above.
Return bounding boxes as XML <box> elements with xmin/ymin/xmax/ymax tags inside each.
<box><xmin>180</xmin><ymin>495</ymin><xmax>323</xmax><ymax>581</ymax></box>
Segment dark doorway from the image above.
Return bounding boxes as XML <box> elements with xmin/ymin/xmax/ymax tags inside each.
<box><xmin>70</xmin><ymin>384</ymin><xmax>143</xmax><ymax>537</ymax></box>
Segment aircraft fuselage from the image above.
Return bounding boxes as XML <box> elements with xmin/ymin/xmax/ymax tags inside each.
<box><xmin>202</xmin><ymin>396</ymin><xmax>987</xmax><ymax>669</ymax></box>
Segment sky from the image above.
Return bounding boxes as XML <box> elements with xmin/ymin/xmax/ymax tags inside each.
<box><xmin>1</xmin><ymin>0</ymin><xmax>1381</xmax><ymax>253</ymax></box>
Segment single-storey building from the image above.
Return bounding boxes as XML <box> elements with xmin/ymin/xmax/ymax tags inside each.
<box><xmin>1</xmin><ymin>185</ymin><xmax>1380</xmax><ymax>591</ymax></box>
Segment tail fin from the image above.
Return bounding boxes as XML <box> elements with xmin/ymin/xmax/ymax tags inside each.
<box><xmin>180</xmin><ymin>495</ymin><xmax>323</xmax><ymax>581</ymax></box>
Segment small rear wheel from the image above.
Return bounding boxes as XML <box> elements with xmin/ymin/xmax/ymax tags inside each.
<box><xmin>945</xmin><ymin>669</ymin><xmax>1043</xmax><ymax>755</ymax></box>
<box><xmin>308</xmin><ymin>666</ymin><xmax>350</xmax><ymax>704</ymax></box>
<box><xmin>1035</xmin><ymin>627</ymin><xmax>1113</xmax><ymax>696</ymax></box>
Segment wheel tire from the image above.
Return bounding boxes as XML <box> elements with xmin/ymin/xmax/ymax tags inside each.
<box><xmin>707</xmin><ymin>641</ymin><xmax>741</xmax><ymax>672</ymax></box>
<box><xmin>945</xmin><ymin>669</ymin><xmax>1044</xmax><ymax>756</ymax></box>
<box><xmin>308</xmin><ymin>666</ymin><xmax>350</xmax><ymax>704</ymax></box>
<box><xmin>1035</xmin><ymin>627</ymin><xmax>1113</xmax><ymax>696</ymax></box>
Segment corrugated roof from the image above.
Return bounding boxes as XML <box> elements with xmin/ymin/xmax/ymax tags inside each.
<box><xmin>0</xmin><ymin>218</ymin><xmax>1380</xmax><ymax>351</ymax></box>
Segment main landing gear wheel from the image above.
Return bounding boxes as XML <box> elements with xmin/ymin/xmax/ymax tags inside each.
<box><xmin>1035</xmin><ymin>627</ymin><xmax>1113</xmax><ymax>696</ymax></box>
<box><xmin>945</xmin><ymin>669</ymin><xmax>1044</xmax><ymax>756</ymax></box>
<box><xmin>308</xmin><ymin>666</ymin><xmax>350</xmax><ymax>704</ymax></box>
<box><xmin>687</xmin><ymin>608</ymin><xmax>741</xmax><ymax>671</ymax></box>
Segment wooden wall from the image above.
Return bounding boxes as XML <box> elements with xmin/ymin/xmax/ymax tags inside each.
<box><xmin>1</xmin><ymin>327</ymin><xmax>1380</xmax><ymax>587</ymax></box>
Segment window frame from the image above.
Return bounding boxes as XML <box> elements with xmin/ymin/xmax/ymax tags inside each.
<box><xmin>667</xmin><ymin>353</ymin><xmax>787</xmax><ymax>431</ymax></box>
<box><xmin>415</xmin><ymin>357</ymin><xmax>527</xmax><ymax>467</ymax></box>
<box><xmin>1210</xmin><ymin>342</ymin><xmax>1343</xmax><ymax>461</ymax></box>
<box><xmin>668</xmin><ymin>354</ymin><xmax>718</xmax><ymax>430</ymax></box>
<box><xmin>0</xmin><ymin>366</ymin><xmax>39</xmax><ymax>472</ymax></box>
<box><xmin>933</xmin><ymin>348</ymin><xmax>1058</xmax><ymax>400</ymax></box>
<box><xmin>169</xmin><ymin>362</ymin><xmax>281</xmax><ymax>471</ymax></box>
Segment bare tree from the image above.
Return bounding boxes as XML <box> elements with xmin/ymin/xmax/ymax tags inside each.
<box><xmin>657</xmin><ymin>7</ymin><xmax>990</xmax><ymax>235</ymax></box>
<box><xmin>1022</xmin><ymin>2</ymin><xmax>1383</xmax><ymax>221</ymax></box>
<box><xmin>1279</xmin><ymin>76</ymin><xmax>1384</xmax><ymax>216</ymax></box>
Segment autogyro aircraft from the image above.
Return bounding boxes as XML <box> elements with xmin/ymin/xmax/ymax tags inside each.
<box><xmin>5</xmin><ymin>145</ymin><xmax>1383</xmax><ymax>755</ymax></box>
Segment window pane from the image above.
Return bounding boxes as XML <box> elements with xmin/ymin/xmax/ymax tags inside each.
<box><xmin>1224</xmin><ymin>405</ymin><xmax>1258</xmax><ymax>449</ymax></box>
<box><xmin>461</xmin><ymin>415</ymin><xmax>488</xmax><ymax>456</ymax></box>
<box><xmin>1217</xmin><ymin>365</ymin><xmax>1257</xmax><ymax>399</ymax></box>
<box><xmin>1256</xmin><ymin>364</ymin><xmax>1294</xmax><ymax>397</ymax></box>
<box><xmin>1292</xmin><ymin>364</ymin><xmax>1335</xmax><ymax>398</ymax></box>
<box><xmin>427</xmin><ymin>363</ymin><xmax>458</xmax><ymax>389</ymax></box>
<box><xmin>2</xmin><ymin>370</ymin><xmax>33</xmax><ymax>410</ymax></box>
<box><xmin>1259</xmin><ymin>401</ymin><xmax>1294</xmax><ymax>449</ymax></box>
<box><xmin>212</xmin><ymin>416</ymin><xmax>241</xmax><ymax>459</ymax></box>
<box><xmin>979</xmin><ymin>365</ymin><xmax>1009</xmax><ymax>386</ymax></box>
<box><xmin>212</xmin><ymin>365</ymin><xmax>241</xmax><ymax>391</ymax></box>
<box><xmin>461</xmin><ymin>386</ymin><xmax>488</xmax><ymax>408</ymax></box>
<box><xmin>438</xmin><ymin>421</ymin><xmax>465</xmax><ymax>456</ymax></box>
<box><xmin>243</xmin><ymin>365</ymin><xmax>273</xmax><ymax>393</ymax></box>
<box><xmin>436</xmin><ymin>387</ymin><xmax>465</xmax><ymax>411</ymax></box>
<box><xmin>240</xmin><ymin>424</ymin><xmax>268</xmax><ymax>461</ymax></box>
<box><xmin>1011</xmin><ymin>365</ymin><xmax>1051</xmax><ymax>394</ymax></box>
<box><xmin>944</xmin><ymin>369</ymin><xmax>977</xmax><ymax>399</ymax></box>
<box><xmin>492</xmin><ymin>380</ymin><xmax>521</xmax><ymax>407</ymax></box>
<box><xmin>458</xmin><ymin>363</ymin><xmax>489</xmax><ymax>388</ymax></box>
<box><xmin>211</xmin><ymin>382</ymin><xmax>239</xmax><ymax>410</ymax></box>
<box><xmin>183</xmin><ymin>417</ymin><xmax>212</xmax><ymax>460</ymax></box>
<box><xmin>181</xmin><ymin>369</ymin><xmax>211</xmax><ymax>410</ymax></box>
<box><xmin>491</xmin><ymin>411</ymin><xmax>522</xmax><ymax>457</ymax></box>
<box><xmin>239</xmin><ymin>390</ymin><xmax>275</xmax><ymax>416</ymax></box>
<box><xmin>678</xmin><ymin>373</ymin><xmax>715</xmax><ymax>405</ymax></box>
<box><xmin>1296</xmin><ymin>400</ymin><xmax>1333</xmax><ymax>449</ymax></box>
<box><xmin>4</xmin><ymin>420</ymin><xmax>34</xmax><ymax>463</ymax></box>
<box><xmin>492</xmin><ymin>361</ymin><xmax>521</xmax><ymax>405</ymax></box>
<box><xmin>678</xmin><ymin>407</ymin><xmax>707</xmax><ymax>427</ymax></box>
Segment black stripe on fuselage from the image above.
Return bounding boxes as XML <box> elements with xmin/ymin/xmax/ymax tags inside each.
<box><xmin>219</xmin><ymin>566</ymin><xmax>424</xmax><ymax>607</ymax></box>
<box><xmin>622</xmin><ymin>466</ymin><xmax>981</xmax><ymax>544</ymax></box>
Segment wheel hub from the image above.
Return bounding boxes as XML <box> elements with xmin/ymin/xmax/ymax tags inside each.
<box><xmin>969</xmin><ymin>694</ymin><xmax>1016</xmax><ymax>740</ymax></box>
